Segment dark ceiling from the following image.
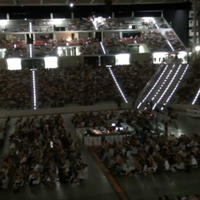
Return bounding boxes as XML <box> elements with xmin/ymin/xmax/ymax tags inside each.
<box><xmin>0</xmin><ymin>0</ymin><xmax>191</xmax><ymax>6</ymax></box>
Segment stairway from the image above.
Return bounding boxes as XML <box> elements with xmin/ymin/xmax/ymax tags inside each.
<box><xmin>136</xmin><ymin>63</ymin><xmax>189</xmax><ymax>110</ymax></box>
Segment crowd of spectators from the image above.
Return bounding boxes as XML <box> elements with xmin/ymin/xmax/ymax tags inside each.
<box><xmin>0</xmin><ymin>37</ymin><xmax>28</xmax><ymax>58</ymax></box>
<box><xmin>94</xmin><ymin>17</ymin><xmax>168</xmax><ymax>31</ymax></box>
<box><xmin>0</xmin><ymin>17</ymin><xmax>185</xmax><ymax>58</ymax></box>
<box><xmin>165</xmin><ymin>31</ymin><xmax>185</xmax><ymax>51</ymax></box>
<box><xmin>97</xmin><ymin>132</ymin><xmax>200</xmax><ymax>177</ymax></box>
<box><xmin>0</xmin><ymin>117</ymin><xmax>10</xmax><ymax>147</ymax></box>
<box><xmin>113</xmin><ymin>62</ymin><xmax>155</xmax><ymax>101</ymax></box>
<box><xmin>80</xmin><ymin>31</ymin><xmax>176</xmax><ymax>55</ymax></box>
<box><xmin>0</xmin><ymin>62</ymin><xmax>155</xmax><ymax>110</ymax></box>
<box><xmin>72</xmin><ymin>110</ymin><xmax>119</xmax><ymax>129</ymax></box>
<box><xmin>72</xmin><ymin>109</ymin><xmax>155</xmax><ymax>135</ymax></box>
<box><xmin>2</xmin><ymin>29</ymin><xmax>182</xmax><ymax>57</ymax></box>
<box><xmin>34</xmin><ymin>40</ymin><xmax>57</xmax><ymax>57</ymax></box>
<box><xmin>175</xmin><ymin>56</ymin><xmax>200</xmax><ymax>104</ymax></box>
<box><xmin>0</xmin><ymin>115</ymin><xmax>87</xmax><ymax>190</ymax></box>
<box><xmin>103</xmin><ymin>37</ymin><xmax>132</xmax><ymax>54</ymax></box>
<box><xmin>0</xmin><ymin>17</ymin><xmax>168</xmax><ymax>33</ymax></box>
<box><xmin>80</xmin><ymin>39</ymin><xmax>102</xmax><ymax>55</ymax></box>
<box><xmin>36</xmin><ymin>64</ymin><xmax>120</xmax><ymax>108</ymax></box>
<box><xmin>96</xmin><ymin>18</ymin><xmax>130</xmax><ymax>30</ymax></box>
<box><xmin>36</xmin><ymin>63</ymin><xmax>155</xmax><ymax>108</ymax></box>
<box><xmin>141</xmin><ymin>30</ymin><xmax>171</xmax><ymax>52</ymax></box>
<box><xmin>62</xmin><ymin>18</ymin><xmax>94</xmax><ymax>31</ymax></box>
<box><xmin>0</xmin><ymin>70</ymin><xmax>32</xmax><ymax>110</ymax></box>
<box><xmin>72</xmin><ymin>109</ymin><xmax>200</xmax><ymax>178</ymax></box>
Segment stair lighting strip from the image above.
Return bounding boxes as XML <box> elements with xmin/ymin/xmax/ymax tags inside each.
<box><xmin>153</xmin><ymin>64</ymin><xmax>182</xmax><ymax>110</ymax></box>
<box><xmin>137</xmin><ymin>64</ymin><xmax>168</xmax><ymax>109</ymax></box>
<box><xmin>108</xmin><ymin>67</ymin><xmax>128</xmax><ymax>104</ymax></box>
<box><xmin>163</xmin><ymin>64</ymin><xmax>189</xmax><ymax>106</ymax></box>
<box><xmin>100</xmin><ymin>42</ymin><xmax>106</xmax><ymax>54</ymax></box>
<box><xmin>31</xmin><ymin>69</ymin><xmax>37</xmax><ymax>110</ymax></box>
<box><xmin>192</xmin><ymin>88</ymin><xmax>200</xmax><ymax>105</ymax></box>
<box><xmin>151</xmin><ymin>65</ymin><xmax>175</xmax><ymax>101</ymax></box>
<box><xmin>166</xmin><ymin>40</ymin><xmax>175</xmax><ymax>51</ymax></box>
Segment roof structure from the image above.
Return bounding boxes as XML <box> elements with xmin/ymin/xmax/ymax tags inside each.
<box><xmin>0</xmin><ymin>0</ymin><xmax>190</xmax><ymax>6</ymax></box>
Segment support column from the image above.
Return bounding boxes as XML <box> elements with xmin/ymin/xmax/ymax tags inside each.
<box><xmin>101</xmin><ymin>31</ymin><xmax>104</xmax><ymax>42</ymax></box>
<box><xmin>71</xmin><ymin>12</ymin><xmax>74</xmax><ymax>19</ymax></box>
<box><xmin>50</xmin><ymin>12</ymin><xmax>54</xmax><ymax>19</ymax></box>
<box><xmin>119</xmin><ymin>31</ymin><xmax>123</xmax><ymax>39</ymax></box>
<box><xmin>112</xmin><ymin>12</ymin><xmax>115</xmax><ymax>18</ymax></box>
<box><xmin>193</xmin><ymin>0</ymin><xmax>197</xmax><ymax>47</ymax></box>
<box><xmin>6</xmin><ymin>13</ymin><xmax>10</xmax><ymax>20</ymax></box>
<box><xmin>197</xmin><ymin>0</ymin><xmax>200</xmax><ymax>44</ymax></box>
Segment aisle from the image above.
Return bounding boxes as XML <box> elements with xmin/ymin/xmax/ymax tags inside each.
<box><xmin>117</xmin><ymin>169</ymin><xmax>200</xmax><ymax>200</ymax></box>
<box><xmin>0</xmin><ymin>118</ymin><xmax>16</xmax><ymax>157</ymax></box>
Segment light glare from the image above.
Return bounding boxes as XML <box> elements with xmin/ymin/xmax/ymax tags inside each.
<box><xmin>195</xmin><ymin>45</ymin><xmax>200</xmax><ymax>52</ymax></box>
<box><xmin>7</xmin><ymin>58</ymin><xmax>22</xmax><ymax>70</ymax></box>
<box><xmin>44</xmin><ymin>57</ymin><xmax>58</xmax><ymax>69</ymax></box>
<box><xmin>0</xmin><ymin>20</ymin><xmax>8</xmax><ymax>26</ymax></box>
<box><xmin>115</xmin><ymin>54</ymin><xmax>130</xmax><ymax>65</ymax></box>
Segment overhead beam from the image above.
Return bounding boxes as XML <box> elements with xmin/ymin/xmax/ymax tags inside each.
<box><xmin>12</xmin><ymin>0</ymin><xmax>17</xmax><ymax>5</ymax></box>
<box><xmin>90</xmin><ymin>0</ymin><xmax>95</xmax><ymax>4</ymax></box>
<box><xmin>0</xmin><ymin>0</ymin><xmax>189</xmax><ymax>6</ymax></box>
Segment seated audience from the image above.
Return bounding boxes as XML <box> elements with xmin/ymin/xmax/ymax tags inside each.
<box><xmin>0</xmin><ymin>115</ymin><xmax>87</xmax><ymax>190</ymax></box>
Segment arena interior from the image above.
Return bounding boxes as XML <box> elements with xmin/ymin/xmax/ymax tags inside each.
<box><xmin>0</xmin><ymin>0</ymin><xmax>200</xmax><ymax>200</ymax></box>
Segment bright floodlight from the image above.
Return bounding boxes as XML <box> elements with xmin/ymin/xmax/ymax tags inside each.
<box><xmin>142</xmin><ymin>17</ymin><xmax>155</xmax><ymax>23</ymax></box>
<box><xmin>152</xmin><ymin>52</ymin><xmax>168</xmax><ymax>64</ymax></box>
<box><xmin>50</xmin><ymin>19</ymin><xmax>64</xmax><ymax>25</ymax></box>
<box><xmin>69</xmin><ymin>2</ymin><xmax>74</xmax><ymax>7</ymax></box>
<box><xmin>44</xmin><ymin>57</ymin><xmax>58</xmax><ymax>69</ymax></box>
<box><xmin>7</xmin><ymin>58</ymin><xmax>22</xmax><ymax>70</ymax></box>
<box><xmin>177</xmin><ymin>51</ymin><xmax>187</xmax><ymax>64</ymax></box>
<box><xmin>0</xmin><ymin>20</ymin><xmax>8</xmax><ymax>26</ymax></box>
<box><xmin>115</xmin><ymin>54</ymin><xmax>130</xmax><ymax>65</ymax></box>
<box><xmin>139</xmin><ymin>45</ymin><xmax>146</xmax><ymax>53</ymax></box>
<box><xmin>195</xmin><ymin>45</ymin><xmax>200</xmax><ymax>52</ymax></box>
<box><xmin>0</xmin><ymin>48</ymin><xmax>6</xmax><ymax>58</ymax></box>
<box><xmin>29</xmin><ymin>22</ymin><xmax>33</xmax><ymax>32</ymax></box>
<box><xmin>57</xmin><ymin>47</ymin><xmax>63</xmax><ymax>57</ymax></box>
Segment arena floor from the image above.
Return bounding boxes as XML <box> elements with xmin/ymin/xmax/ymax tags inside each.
<box><xmin>0</xmin><ymin>112</ymin><xmax>200</xmax><ymax>200</ymax></box>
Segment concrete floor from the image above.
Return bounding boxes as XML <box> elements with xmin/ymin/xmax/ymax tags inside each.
<box><xmin>0</xmin><ymin>112</ymin><xmax>200</xmax><ymax>200</ymax></box>
<box><xmin>117</xmin><ymin>169</ymin><xmax>200</xmax><ymax>200</ymax></box>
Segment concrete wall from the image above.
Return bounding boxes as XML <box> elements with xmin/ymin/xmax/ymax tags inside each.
<box><xmin>58</xmin><ymin>56</ymin><xmax>84</xmax><ymax>67</ymax></box>
<box><xmin>131</xmin><ymin>53</ymin><xmax>152</xmax><ymax>64</ymax></box>
<box><xmin>0</xmin><ymin>53</ymin><xmax>152</xmax><ymax>70</ymax></box>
